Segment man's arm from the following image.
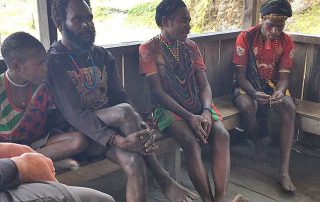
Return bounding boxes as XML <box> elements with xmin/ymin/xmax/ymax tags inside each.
<box><xmin>235</xmin><ymin>65</ymin><xmax>257</xmax><ymax>96</ymax></box>
<box><xmin>194</xmin><ymin>70</ymin><xmax>213</xmax><ymax>136</ymax></box>
<box><xmin>195</xmin><ymin>70</ymin><xmax>212</xmax><ymax>110</ymax></box>
<box><xmin>271</xmin><ymin>72</ymin><xmax>290</xmax><ymax>104</ymax></box>
<box><xmin>0</xmin><ymin>143</ymin><xmax>34</xmax><ymax>159</ymax></box>
<box><xmin>147</xmin><ymin>74</ymin><xmax>207</xmax><ymax>143</ymax></box>
<box><xmin>0</xmin><ymin>159</ymin><xmax>21</xmax><ymax>190</ymax></box>
<box><xmin>276</xmin><ymin>72</ymin><xmax>289</xmax><ymax>93</ymax></box>
<box><xmin>235</xmin><ymin>65</ymin><xmax>270</xmax><ymax>104</ymax></box>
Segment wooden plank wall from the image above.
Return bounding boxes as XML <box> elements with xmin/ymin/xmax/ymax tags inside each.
<box><xmin>0</xmin><ymin>32</ymin><xmax>319</xmax><ymax>110</ymax></box>
<box><xmin>105</xmin><ymin>32</ymin><xmax>239</xmax><ymax>114</ymax></box>
<box><xmin>289</xmin><ymin>34</ymin><xmax>320</xmax><ymax>102</ymax></box>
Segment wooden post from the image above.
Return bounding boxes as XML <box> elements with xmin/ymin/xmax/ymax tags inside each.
<box><xmin>37</xmin><ymin>0</ymin><xmax>57</xmax><ymax>50</ymax></box>
<box><xmin>242</xmin><ymin>0</ymin><xmax>262</xmax><ymax>29</ymax></box>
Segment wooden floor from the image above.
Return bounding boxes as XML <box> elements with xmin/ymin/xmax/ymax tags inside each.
<box><xmin>81</xmin><ymin>135</ymin><xmax>320</xmax><ymax>202</ymax></box>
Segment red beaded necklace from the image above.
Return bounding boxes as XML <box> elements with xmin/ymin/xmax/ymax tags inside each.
<box><xmin>258</xmin><ymin>35</ymin><xmax>278</xmax><ymax>80</ymax></box>
<box><xmin>159</xmin><ymin>35</ymin><xmax>180</xmax><ymax>63</ymax></box>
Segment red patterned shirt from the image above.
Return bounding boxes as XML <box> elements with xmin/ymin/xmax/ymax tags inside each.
<box><xmin>0</xmin><ymin>73</ymin><xmax>53</xmax><ymax>145</ymax></box>
<box><xmin>233</xmin><ymin>24</ymin><xmax>294</xmax><ymax>80</ymax></box>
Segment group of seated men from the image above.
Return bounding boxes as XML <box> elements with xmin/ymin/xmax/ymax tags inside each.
<box><xmin>0</xmin><ymin>0</ymin><xmax>297</xmax><ymax>201</ymax></box>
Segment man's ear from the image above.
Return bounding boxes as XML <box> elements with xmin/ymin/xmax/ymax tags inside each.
<box><xmin>162</xmin><ymin>16</ymin><xmax>169</xmax><ymax>28</ymax></box>
<box><xmin>11</xmin><ymin>59</ymin><xmax>22</xmax><ymax>73</ymax></box>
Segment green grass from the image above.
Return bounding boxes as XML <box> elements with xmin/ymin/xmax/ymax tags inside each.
<box><xmin>0</xmin><ymin>0</ymin><xmax>39</xmax><ymax>42</ymax></box>
<box><xmin>126</xmin><ymin>0</ymin><xmax>160</xmax><ymax>28</ymax></box>
<box><xmin>93</xmin><ymin>6</ymin><xmax>112</xmax><ymax>21</ymax></box>
<box><xmin>1</xmin><ymin>0</ymin><xmax>319</xmax><ymax>44</ymax></box>
<box><xmin>286</xmin><ymin>3</ymin><xmax>320</xmax><ymax>34</ymax></box>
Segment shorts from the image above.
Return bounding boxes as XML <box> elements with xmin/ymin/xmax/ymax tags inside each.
<box><xmin>153</xmin><ymin>102</ymin><xmax>222</xmax><ymax>132</ymax></box>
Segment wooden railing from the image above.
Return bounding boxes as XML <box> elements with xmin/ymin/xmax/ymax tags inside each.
<box><xmin>0</xmin><ymin>31</ymin><xmax>319</xmax><ymax>113</ymax></box>
<box><xmin>102</xmin><ymin>31</ymin><xmax>320</xmax><ymax>114</ymax></box>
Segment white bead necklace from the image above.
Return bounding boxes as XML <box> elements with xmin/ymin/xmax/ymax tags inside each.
<box><xmin>5</xmin><ymin>71</ymin><xmax>30</xmax><ymax>87</ymax></box>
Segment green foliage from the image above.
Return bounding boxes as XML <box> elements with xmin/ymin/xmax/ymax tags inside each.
<box><xmin>286</xmin><ymin>3</ymin><xmax>320</xmax><ymax>34</ymax></box>
<box><xmin>188</xmin><ymin>0</ymin><xmax>214</xmax><ymax>32</ymax></box>
<box><xmin>93</xmin><ymin>7</ymin><xmax>111</xmax><ymax>21</ymax></box>
<box><xmin>126</xmin><ymin>0</ymin><xmax>160</xmax><ymax>28</ymax></box>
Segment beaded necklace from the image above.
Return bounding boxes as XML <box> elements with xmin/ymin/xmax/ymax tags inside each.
<box><xmin>4</xmin><ymin>72</ymin><xmax>32</xmax><ymax>110</ymax></box>
<box><xmin>5</xmin><ymin>71</ymin><xmax>30</xmax><ymax>87</ymax></box>
<box><xmin>159</xmin><ymin>35</ymin><xmax>180</xmax><ymax>63</ymax></box>
<box><xmin>258</xmin><ymin>36</ymin><xmax>278</xmax><ymax>80</ymax></box>
<box><xmin>68</xmin><ymin>51</ymin><xmax>98</xmax><ymax>90</ymax></box>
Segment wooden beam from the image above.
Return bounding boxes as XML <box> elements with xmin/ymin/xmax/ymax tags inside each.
<box><xmin>37</xmin><ymin>0</ymin><xmax>57</xmax><ymax>50</ymax></box>
<box><xmin>242</xmin><ymin>0</ymin><xmax>261</xmax><ymax>29</ymax></box>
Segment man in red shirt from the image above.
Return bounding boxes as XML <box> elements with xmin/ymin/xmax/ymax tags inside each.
<box><xmin>232</xmin><ymin>0</ymin><xmax>296</xmax><ymax>192</ymax></box>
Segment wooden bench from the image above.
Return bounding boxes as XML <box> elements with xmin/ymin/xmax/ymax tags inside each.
<box><xmin>57</xmin><ymin>136</ymin><xmax>181</xmax><ymax>185</ymax></box>
<box><xmin>57</xmin><ymin>95</ymin><xmax>241</xmax><ymax>185</ymax></box>
<box><xmin>295</xmin><ymin>99</ymin><xmax>320</xmax><ymax>135</ymax></box>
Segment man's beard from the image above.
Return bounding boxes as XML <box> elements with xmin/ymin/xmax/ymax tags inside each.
<box><xmin>62</xmin><ymin>22</ymin><xmax>96</xmax><ymax>50</ymax></box>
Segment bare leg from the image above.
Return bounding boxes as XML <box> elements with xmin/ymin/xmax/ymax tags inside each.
<box><xmin>273</xmin><ymin>96</ymin><xmax>296</xmax><ymax>192</ymax></box>
<box><xmin>234</xmin><ymin>95</ymin><xmax>267</xmax><ymax>162</ymax></box>
<box><xmin>37</xmin><ymin>132</ymin><xmax>88</xmax><ymax>161</ymax></box>
<box><xmin>105</xmin><ymin>145</ymin><xmax>148</xmax><ymax>202</ymax></box>
<box><xmin>96</xmin><ymin>103</ymin><xmax>198</xmax><ymax>201</ymax></box>
<box><xmin>37</xmin><ymin>132</ymin><xmax>89</xmax><ymax>170</ymax></box>
<box><xmin>165</xmin><ymin>120</ymin><xmax>213</xmax><ymax>202</ymax></box>
<box><xmin>209</xmin><ymin>121</ymin><xmax>230</xmax><ymax>202</ymax></box>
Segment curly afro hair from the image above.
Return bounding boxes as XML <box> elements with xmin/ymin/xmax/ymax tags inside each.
<box><xmin>51</xmin><ymin>0</ymin><xmax>91</xmax><ymax>27</ymax></box>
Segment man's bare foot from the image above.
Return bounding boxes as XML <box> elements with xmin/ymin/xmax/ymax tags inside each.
<box><xmin>157</xmin><ymin>175</ymin><xmax>199</xmax><ymax>201</ymax></box>
<box><xmin>231</xmin><ymin>194</ymin><xmax>250</xmax><ymax>202</ymax></box>
<box><xmin>279</xmin><ymin>172</ymin><xmax>296</xmax><ymax>192</ymax></box>
<box><xmin>54</xmin><ymin>158</ymin><xmax>80</xmax><ymax>172</ymax></box>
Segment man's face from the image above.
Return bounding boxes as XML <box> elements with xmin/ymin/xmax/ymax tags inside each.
<box><xmin>62</xmin><ymin>0</ymin><xmax>96</xmax><ymax>50</ymax></box>
<box><xmin>261</xmin><ymin>17</ymin><xmax>286</xmax><ymax>39</ymax></box>
<box><xmin>165</xmin><ymin>7</ymin><xmax>191</xmax><ymax>41</ymax></box>
<box><xmin>19</xmin><ymin>48</ymin><xmax>47</xmax><ymax>84</ymax></box>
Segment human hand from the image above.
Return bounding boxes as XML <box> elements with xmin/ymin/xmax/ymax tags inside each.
<box><xmin>0</xmin><ymin>143</ymin><xmax>35</xmax><ymax>158</ymax></box>
<box><xmin>11</xmin><ymin>153</ymin><xmax>57</xmax><ymax>183</ymax></box>
<box><xmin>201</xmin><ymin>110</ymin><xmax>212</xmax><ymax>139</ymax></box>
<box><xmin>270</xmin><ymin>90</ymin><xmax>285</xmax><ymax>104</ymax></box>
<box><xmin>140</xmin><ymin>121</ymin><xmax>149</xmax><ymax>130</ymax></box>
<box><xmin>187</xmin><ymin>114</ymin><xmax>208</xmax><ymax>144</ymax></box>
<box><xmin>122</xmin><ymin>129</ymin><xmax>158</xmax><ymax>154</ymax></box>
<box><xmin>253</xmin><ymin>91</ymin><xmax>271</xmax><ymax>105</ymax></box>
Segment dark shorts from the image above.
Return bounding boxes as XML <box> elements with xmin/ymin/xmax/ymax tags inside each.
<box><xmin>0</xmin><ymin>182</ymin><xmax>76</xmax><ymax>202</ymax></box>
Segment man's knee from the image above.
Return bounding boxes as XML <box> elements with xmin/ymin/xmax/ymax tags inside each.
<box><xmin>67</xmin><ymin>132</ymin><xmax>89</xmax><ymax>153</ymax></box>
<box><xmin>121</xmin><ymin>153</ymin><xmax>146</xmax><ymax>177</ymax></box>
<box><xmin>283</xmin><ymin>97</ymin><xmax>296</xmax><ymax>112</ymax></box>
<box><xmin>213</xmin><ymin>126</ymin><xmax>230</xmax><ymax>149</ymax></box>
<box><xmin>235</xmin><ymin>96</ymin><xmax>257</xmax><ymax>120</ymax></box>
<box><xmin>118</xmin><ymin>103</ymin><xmax>140</xmax><ymax>122</ymax></box>
<box><xmin>277</xmin><ymin>97</ymin><xmax>296</xmax><ymax>119</ymax></box>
